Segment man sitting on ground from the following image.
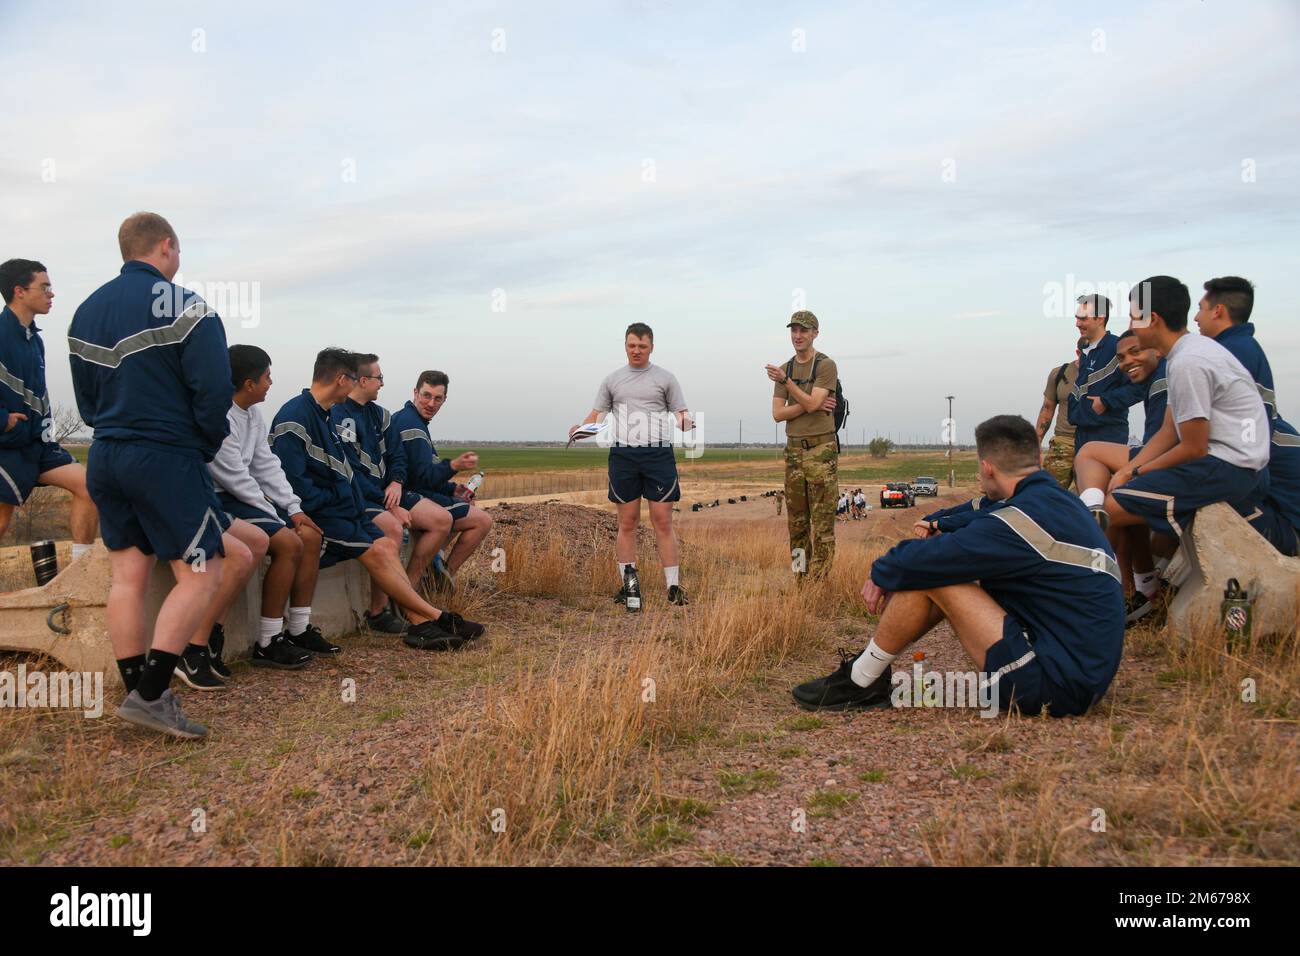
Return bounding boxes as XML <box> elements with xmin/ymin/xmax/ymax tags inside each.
<box><xmin>332</xmin><ymin>354</ymin><xmax>453</xmax><ymax>630</ymax></box>
<box><xmin>392</xmin><ymin>370</ymin><xmax>493</xmax><ymax>590</ymax></box>
<box><xmin>207</xmin><ymin>344</ymin><xmax>322</xmax><ymax>671</ymax></box>
<box><xmin>793</xmin><ymin>415</ymin><xmax>1124</xmax><ymax>718</ymax></box>
<box><xmin>270</xmin><ymin>349</ymin><xmax>484</xmax><ymax>650</ymax></box>
<box><xmin>1099</xmin><ymin>276</ymin><xmax>1274</xmax><ymax>622</ymax></box>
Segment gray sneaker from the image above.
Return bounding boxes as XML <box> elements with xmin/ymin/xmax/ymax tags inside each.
<box><xmin>115</xmin><ymin>689</ymin><xmax>208</xmax><ymax>740</ymax></box>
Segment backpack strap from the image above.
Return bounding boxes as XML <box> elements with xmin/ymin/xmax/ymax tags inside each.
<box><xmin>1053</xmin><ymin>362</ymin><xmax>1069</xmax><ymax>395</ymax></box>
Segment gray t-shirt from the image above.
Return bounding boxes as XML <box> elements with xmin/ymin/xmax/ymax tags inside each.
<box><xmin>594</xmin><ymin>363</ymin><xmax>688</xmax><ymax>446</ymax></box>
<box><xmin>1166</xmin><ymin>333</ymin><xmax>1269</xmax><ymax>470</ymax></box>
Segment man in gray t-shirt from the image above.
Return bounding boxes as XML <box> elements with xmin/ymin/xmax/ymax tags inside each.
<box><xmin>570</xmin><ymin>322</ymin><xmax>694</xmax><ymax>608</ymax></box>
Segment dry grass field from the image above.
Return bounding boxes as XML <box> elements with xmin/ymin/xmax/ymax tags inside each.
<box><xmin>2</xmin><ymin>481</ymin><xmax>1296</xmax><ymax>867</ymax></box>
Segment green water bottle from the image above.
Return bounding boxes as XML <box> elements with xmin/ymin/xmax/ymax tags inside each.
<box><xmin>1220</xmin><ymin>578</ymin><xmax>1252</xmax><ymax>650</ymax></box>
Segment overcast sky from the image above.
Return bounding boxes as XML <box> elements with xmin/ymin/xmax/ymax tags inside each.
<box><xmin>3</xmin><ymin>0</ymin><xmax>1298</xmax><ymax>446</ymax></box>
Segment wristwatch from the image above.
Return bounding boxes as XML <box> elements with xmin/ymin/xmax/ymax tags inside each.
<box><xmin>1132</xmin><ymin>465</ymin><xmax>1142</xmax><ymax>477</ymax></box>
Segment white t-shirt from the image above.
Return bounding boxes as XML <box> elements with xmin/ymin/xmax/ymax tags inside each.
<box><xmin>1165</xmin><ymin>333</ymin><xmax>1269</xmax><ymax>471</ymax></box>
<box><xmin>593</xmin><ymin>363</ymin><xmax>687</xmax><ymax>446</ymax></box>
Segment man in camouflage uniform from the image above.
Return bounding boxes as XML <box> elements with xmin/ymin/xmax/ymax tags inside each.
<box><xmin>1037</xmin><ymin>338</ymin><xmax>1085</xmax><ymax>489</ymax></box>
<box><xmin>767</xmin><ymin>311</ymin><xmax>839</xmax><ymax>578</ymax></box>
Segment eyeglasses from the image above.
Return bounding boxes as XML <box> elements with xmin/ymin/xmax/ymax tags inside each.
<box><xmin>363</xmin><ymin>373</ymin><xmax>384</xmax><ymax>383</ymax></box>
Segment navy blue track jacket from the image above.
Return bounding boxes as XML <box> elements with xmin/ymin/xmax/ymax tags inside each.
<box><xmin>331</xmin><ymin>397</ymin><xmax>407</xmax><ymax>507</ymax></box>
<box><xmin>391</xmin><ymin>401</ymin><xmax>456</xmax><ymax>497</ymax></box>
<box><xmin>270</xmin><ymin>390</ymin><xmax>364</xmax><ymax>520</ymax></box>
<box><xmin>1068</xmin><ymin>331</ymin><xmax>1145</xmax><ymax>438</ymax></box>
<box><xmin>1</xmin><ymin>307</ymin><xmax>54</xmax><ymax>449</ymax></box>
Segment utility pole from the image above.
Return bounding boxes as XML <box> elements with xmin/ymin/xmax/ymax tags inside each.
<box><xmin>738</xmin><ymin>419</ymin><xmax>742</xmax><ymax>462</ymax></box>
<box><xmin>946</xmin><ymin>395</ymin><xmax>955</xmax><ymax>487</ymax></box>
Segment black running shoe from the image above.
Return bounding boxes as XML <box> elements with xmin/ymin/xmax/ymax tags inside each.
<box><xmin>252</xmin><ymin>633</ymin><xmax>313</xmax><ymax>669</ymax></box>
<box><xmin>435</xmin><ymin>610</ymin><xmax>485</xmax><ymax>639</ymax></box>
<box><xmin>792</xmin><ymin>650</ymin><xmax>894</xmax><ymax>711</ymax></box>
<box><xmin>1125</xmin><ymin>584</ymin><xmax>1172</xmax><ymax>629</ymax></box>
<box><xmin>174</xmin><ymin>644</ymin><xmax>227</xmax><ymax>691</ymax></box>
<box><xmin>207</xmin><ymin>623</ymin><xmax>233</xmax><ymax>680</ymax></box>
<box><xmin>287</xmin><ymin>624</ymin><xmax>341</xmax><ymax>655</ymax></box>
<box><xmin>403</xmin><ymin>619</ymin><xmax>468</xmax><ymax>652</ymax></box>
<box><xmin>667</xmin><ymin>585</ymin><xmax>689</xmax><ymax>606</ymax></box>
<box><xmin>364</xmin><ymin>608</ymin><xmax>408</xmax><ymax>635</ymax></box>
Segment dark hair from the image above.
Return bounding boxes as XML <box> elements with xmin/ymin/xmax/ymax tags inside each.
<box><xmin>1202</xmin><ymin>276</ymin><xmax>1254</xmax><ymax>325</ymax></box>
<box><xmin>416</xmin><ymin>370</ymin><xmax>449</xmax><ymax>392</ymax></box>
<box><xmin>1076</xmin><ymin>293</ymin><xmax>1111</xmax><ymax>324</ymax></box>
<box><xmin>974</xmin><ymin>415</ymin><xmax>1041</xmax><ymax>472</ymax></box>
<box><xmin>354</xmin><ymin>353</ymin><xmax>380</xmax><ymax>376</ymax></box>
<box><xmin>1117</xmin><ymin>329</ymin><xmax>1137</xmax><ymax>343</ymax></box>
<box><xmin>625</xmin><ymin>322</ymin><xmax>654</xmax><ymax>342</ymax></box>
<box><xmin>0</xmin><ymin>258</ymin><xmax>47</xmax><ymax>305</ymax></box>
<box><xmin>1130</xmin><ymin>276</ymin><xmax>1190</xmax><ymax>332</ymax></box>
<box><xmin>229</xmin><ymin>344</ymin><xmax>272</xmax><ymax>389</ymax></box>
<box><xmin>313</xmin><ymin>347</ymin><xmax>357</xmax><ymax>383</ymax></box>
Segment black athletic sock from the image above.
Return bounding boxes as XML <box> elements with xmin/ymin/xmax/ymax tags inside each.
<box><xmin>136</xmin><ymin>650</ymin><xmax>181</xmax><ymax>702</ymax></box>
<box><xmin>117</xmin><ymin>654</ymin><xmax>147</xmax><ymax>693</ymax></box>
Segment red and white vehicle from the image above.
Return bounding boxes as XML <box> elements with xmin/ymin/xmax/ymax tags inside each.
<box><xmin>879</xmin><ymin>482</ymin><xmax>915</xmax><ymax>509</ymax></box>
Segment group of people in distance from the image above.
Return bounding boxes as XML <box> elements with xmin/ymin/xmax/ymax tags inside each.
<box><xmin>1</xmin><ymin>212</ymin><xmax>492</xmax><ymax>740</ymax></box>
<box><xmin>793</xmin><ymin>276</ymin><xmax>1299</xmax><ymax>718</ymax></box>
<box><xmin>6</xmin><ymin>220</ymin><xmax>1297</xmax><ymax>736</ymax></box>
<box><xmin>836</xmin><ymin>488</ymin><xmax>868</xmax><ymax>521</ymax></box>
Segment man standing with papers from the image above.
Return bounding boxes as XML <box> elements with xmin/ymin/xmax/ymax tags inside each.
<box><xmin>570</xmin><ymin>323</ymin><xmax>693</xmax><ymax>609</ymax></box>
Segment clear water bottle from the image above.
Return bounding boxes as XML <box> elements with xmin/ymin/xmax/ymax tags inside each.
<box><xmin>624</xmin><ymin>565</ymin><xmax>641</xmax><ymax>613</ymax></box>
<box><xmin>465</xmin><ymin>471</ymin><xmax>485</xmax><ymax>495</ymax></box>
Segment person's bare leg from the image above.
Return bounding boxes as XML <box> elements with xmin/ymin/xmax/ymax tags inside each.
<box><xmin>406</xmin><ymin>499</ymin><xmax>451</xmax><ymax>586</ymax></box>
<box><xmin>615</xmin><ymin>500</ymin><xmax>640</xmax><ymax>565</ymax></box>
<box><xmin>261</xmin><ymin>527</ymin><xmax>303</xmax><ymax>618</ymax></box>
<box><xmin>369</xmin><ymin>510</ymin><xmax>403</xmax><ymax>615</ymax></box>
<box><xmin>1128</xmin><ymin>526</ymin><xmax>1154</xmax><ymax>576</ymax></box>
<box><xmin>445</xmin><ymin>507</ymin><xmax>492</xmax><ymax>576</ymax></box>
<box><xmin>1111</xmin><ymin>526</ymin><xmax>1133</xmax><ymax>598</ymax></box>
<box><xmin>152</xmin><ymin>555</ymin><xmax>226</xmax><ymax>656</ymax></box>
<box><xmin>1073</xmin><ymin>443</ymin><xmax>1129</xmax><ymax>494</ymax></box>
<box><xmin>106</xmin><ymin>547</ymin><xmax>157</xmax><ymax>659</ymax></box>
<box><xmin>39</xmin><ymin>464</ymin><xmax>98</xmax><ymax>545</ymax></box>
<box><xmin>358</xmin><ymin>536</ymin><xmax>442</xmax><ymax>625</ymax></box>
<box><xmin>191</xmin><ymin>525</ymin><xmax>262</xmax><ymax>647</ymax></box>
<box><xmin>0</xmin><ymin>503</ymin><xmax>11</xmax><ymax>545</ymax></box>
<box><xmin>647</xmin><ymin>500</ymin><xmax>679</xmax><ymax>568</ymax></box>
<box><xmin>867</xmin><ymin>589</ymin><xmax>948</xmax><ymax>655</ymax></box>
<box><xmin>290</xmin><ymin>524</ymin><xmax>322</xmax><ymax>608</ymax></box>
<box><xmin>920</xmin><ymin>583</ymin><xmax>1010</xmax><ymax>670</ymax></box>
<box><xmin>1151</xmin><ymin>532</ymin><xmax>1177</xmax><ymax>561</ymax></box>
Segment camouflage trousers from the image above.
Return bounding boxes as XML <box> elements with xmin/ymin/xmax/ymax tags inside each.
<box><xmin>1043</xmin><ymin>436</ymin><xmax>1076</xmax><ymax>490</ymax></box>
<box><xmin>784</xmin><ymin>436</ymin><xmax>838</xmax><ymax>577</ymax></box>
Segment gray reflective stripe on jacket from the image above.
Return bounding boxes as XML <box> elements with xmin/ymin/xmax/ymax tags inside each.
<box><xmin>991</xmin><ymin>506</ymin><xmax>1121</xmax><ymax>585</ymax></box>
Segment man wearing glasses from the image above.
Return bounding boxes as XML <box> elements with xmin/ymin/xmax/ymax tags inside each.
<box><xmin>332</xmin><ymin>354</ymin><xmax>454</xmax><ymax>633</ymax></box>
<box><xmin>270</xmin><ymin>349</ymin><xmax>485</xmax><ymax>651</ymax></box>
<box><xmin>392</xmin><ymin>370</ymin><xmax>493</xmax><ymax>592</ymax></box>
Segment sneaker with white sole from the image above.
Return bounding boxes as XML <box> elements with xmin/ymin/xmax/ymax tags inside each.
<box><xmin>116</xmin><ymin>689</ymin><xmax>208</xmax><ymax>739</ymax></box>
<box><xmin>207</xmin><ymin>623</ymin><xmax>233</xmax><ymax>680</ymax></box>
<box><xmin>175</xmin><ymin>645</ymin><xmax>226</xmax><ymax>691</ymax></box>
<box><xmin>252</xmin><ymin>633</ymin><xmax>313</xmax><ymax>669</ymax></box>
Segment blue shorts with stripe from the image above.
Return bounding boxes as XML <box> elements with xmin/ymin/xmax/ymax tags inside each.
<box><xmin>87</xmin><ymin>439</ymin><xmax>229</xmax><ymax>565</ymax></box>
<box><xmin>608</xmin><ymin>445</ymin><xmax>680</xmax><ymax>503</ymax></box>
<box><xmin>0</xmin><ymin>441</ymin><xmax>77</xmax><ymax>506</ymax></box>
<box><xmin>218</xmin><ymin>492</ymin><xmax>292</xmax><ymax>536</ymax></box>
<box><xmin>426</xmin><ymin>491</ymin><xmax>472</xmax><ymax>522</ymax></box>
<box><xmin>1074</xmin><ymin>424</ymin><xmax>1128</xmax><ymax>452</ymax></box>
<box><xmin>1112</xmin><ymin>455</ymin><xmax>1261</xmax><ymax>538</ymax></box>
<box><xmin>362</xmin><ymin>490</ymin><xmax>426</xmax><ymax>519</ymax></box>
<box><xmin>983</xmin><ymin>618</ymin><xmax>1090</xmax><ymax>717</ymax></box>
<box><xmin>315</xmin><ymin>510</ymin><xmax>383</xmax><ymax>569</ymax></box>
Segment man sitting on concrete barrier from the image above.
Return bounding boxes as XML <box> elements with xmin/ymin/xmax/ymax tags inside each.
<box><xmin>271</xmin><ymin>350</ymin><xmax>484</xmax><ymax>650</ymax></box>
<box><xmin>1098</xmin><ymin>276</ymin><xmax>1274</xmax><ymax>623</ymax></box>
<box><xmin>1073</xmin><ymin>329</ymin><xmax>1168</xmax><ymax>620</ymax></box>
<box><xmin>1194</xmin><ymin>276</ymin><xmax>1299</xmax><ymax>557</ymax></box>
<box><xmin>393</xmin><ymin>370</ymin><xmax>492</xmax><ymax>591</ymax></box>
<box><xmin>69</xmin><ymin>212</ymin><xmax>254</xmax><ymax>739</ymax></box>
<box><xmin>792</xmin><ymin>414</ymin><xmax>1124</xmax><ymax>717</ymax></box>
<box><xmin>0</xmin><ymin>258</ymin><xmax>98</xmax><ymax>567</ymax></box>
<box><xmin>207</xmin><ymin>344</ymin><xmax>320</xmax><ymax>672</ymax></box>
<box><xmin>333</xmin><ymin>354</ymin><xmax>453</xmax><ymax>630</ymax></box>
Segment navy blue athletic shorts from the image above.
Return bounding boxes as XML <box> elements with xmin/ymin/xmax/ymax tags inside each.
<box><xmin>316</xmin><ymin>510</ymin><xmax>383</xmax><ymax>568</ymax></box>
<box><xmin>1244</xmin><ymin>499</ymin><xmax>1299</xmax><ymax>557</ymax></box>
<box><xmin>0</xmin><ymin>441</ymin><xmax>77</xmax><ymax>506</ymax></box>
<box><xmin>1112</xmin><ymin>454</ymin><xmax>1261</xmax><ymax>538</ymax></box>
<box><xmin>218</xmin><ymin>492</ymin><xmax>292</xmax><ymax>536</ymax></box>
<box><xmin>1127</xmin><ymin>445</ymin><xmax>1142</xmax><ymax>462</ymax></box>
<box><xmin>426</xmin><ymin>491</ymin><xmax>472</xmax><ymax>522</ymax></box>
<box><xmin>87</xmin><ymin>439</ymin><xmax>228</xmax><ymax>565</ymax></box>
<box><xmin>607</xmin><ymin>445</ymin><xmax>680</xmax><ymax>503</ymax></box>
<box><xmin>1074</xmin><ymin>424</ymin><xmax>1128</xmax><ymax>452</ymax></box>
<box><xmin>982</xmin><ymin>617</ymin><xmax>1091</xmax><ymax>718</ymax></box>
<box><xmin>363</xmin><ymin>489</ymin><xmax>426</xmax><ymax>519</ymax></box>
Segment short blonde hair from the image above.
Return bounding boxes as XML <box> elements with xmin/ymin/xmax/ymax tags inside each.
<box><xmin>118</xmin><ymin>212</ymin><xmax>178</xmax><ymax>261</ymax></box>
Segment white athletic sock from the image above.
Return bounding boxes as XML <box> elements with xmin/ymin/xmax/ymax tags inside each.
<box><xmin>850</xmin><ymin>639</ymin><xmax>898</xmax><ymax>688</ymax></box>
<box><xmin>71</xmin><ymin>543</ymin><xmax>91</xmax><ymax>560</ymax></box>
<box><xmin>287</xmin><ymin>606</ymin><xmax>311</xmax><ymax>636</ymax></box>
<box><xmin>1079</xmin><ymin>487</ymin><xmax>1105</xmax><ymax>509</ymax></box>
<box><xmin>1134</xmin><ymin>571</ymin><xmax>1159</xmax><ymax>599</ymax></box>
<box><xmin>259</xmin><ymin>616</ymin><xmax>284</xmax><ymax>647</ymax></box>
<box><xmin>664</xmin><ymin>565</ymin><xmax>680</xmax><ymax>588</ymax></box>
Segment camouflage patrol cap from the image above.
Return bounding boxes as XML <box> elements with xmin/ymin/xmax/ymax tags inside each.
<box><xmin>787</xmin><ymin>310</ymin><xmax>819</xmax><ymax>330</ymax></box>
